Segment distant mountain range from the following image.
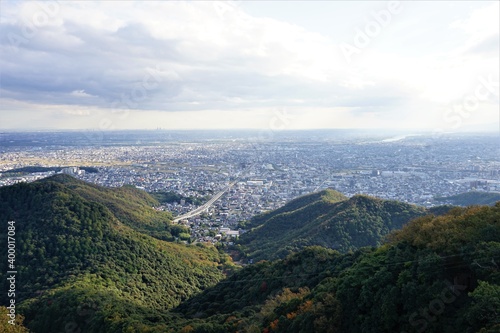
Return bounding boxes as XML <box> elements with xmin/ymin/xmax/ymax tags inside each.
<box><xmin>237</xmin><ymin>189</ymin><xmax>449</xmax><ymax>261</ymax></box>
<box><xmin>0</xmin><ymin>177</ymin><xmax>498</xmax><ymax>333</ymax></box>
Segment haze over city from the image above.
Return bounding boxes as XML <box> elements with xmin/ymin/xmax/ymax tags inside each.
<box><xmin>1</xmin><ymin>1</ymin><xmax>498</xmax><ymax>131</ymax></box>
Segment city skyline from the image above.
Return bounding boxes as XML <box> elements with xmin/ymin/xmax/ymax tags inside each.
<box><xmin>0</xmin><ymin>1</ymin><xmax>498</xmax><ymax>131</ymax></box>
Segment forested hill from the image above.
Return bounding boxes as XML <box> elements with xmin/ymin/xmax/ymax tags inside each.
<box><xmin>0</xmin><ymin>175</ymin><xmax>232</xmax><ymax>332</ymax></box>
<box><xmin>171</xmin><ymin>204</ymin><xmax>500</xmax><ymax>333</ymax></box>
<box><xmin>0</xmin><ymin>176</ymin><xmax>498</xmax><ymax>332</ymax></box>
<box><xmin>38</xmin><ymin>174</ymin><xmax>179</xmax><ymax>240</ymax></box>
<box><xmin>435</xmin><ymin>191</ymin><xmax>500</xmax><ymax>206</ymax></box>
<box><xmin>238</xmin><ymin>189</ymin><xmax>436</xmax><ymax>261</ymax></box>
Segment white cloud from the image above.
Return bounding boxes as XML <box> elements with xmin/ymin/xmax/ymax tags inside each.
<box><xmin>450</xmin><ymin>2</ymin><xmax>499</xmax><ymax>55</ymax></box>
<box><xmin>70</xmin><ymin>90</ymin><xmax>95</xmax><ymax>98</ymax></box>
<box><xmin>450</xmin><ymin>2</ymin><xmax>499</xmax><ymax>37</ymax></box>
<box><xmin>0</xmin><ymin>1</ymin><xmax>498</xmax><ymax>130</ymax></box>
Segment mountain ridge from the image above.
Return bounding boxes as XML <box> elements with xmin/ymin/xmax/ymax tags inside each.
<box><xmin>435</xmin><ymin>191</ymin><xmax>500</xmax><ymax>206</ymax></box>
<box><xmin>1</xmin><ymin>177</ymin><xmax>498</xmax><ymax>332</ymax></box>
<box><xmin>171</xmin><ymin>203</ymin><xmax>500</xmax><ymax>333</ymax></box>
<box><xmin>238</xmin><ymin>189</ymin><xmax>441</xmax><ymax>261</ymax></box>
<box><xmin>0</xmin><ymin>176</ymin><xmax>232</xmax><ymax>332</ymax></box>
<box><xmin>38</xmin><ymin>174</ymin><xmax>183</xmax><ymax>240</ymax></box>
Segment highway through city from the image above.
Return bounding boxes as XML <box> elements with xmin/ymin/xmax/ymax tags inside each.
<box><xmin>172</xmin><ymin>163</ymin><xmax>258</xmax><ymax>223</ymax></box>
<box><xmin>172</xmin><ymin>182</ymin><xmax>236</xmax><ymax>223</ymax></box>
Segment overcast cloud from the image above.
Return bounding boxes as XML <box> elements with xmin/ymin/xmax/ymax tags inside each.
<box><xmin>0</xmin><ymin>0</ymin><xmax>498</xmax><ymax>130</ymax></box>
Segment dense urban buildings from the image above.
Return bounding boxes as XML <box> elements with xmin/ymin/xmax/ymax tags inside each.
<box><xmin>1</xmin><ymin>131</ymin><xmax>499</xmax><ymax>242</ymax></box>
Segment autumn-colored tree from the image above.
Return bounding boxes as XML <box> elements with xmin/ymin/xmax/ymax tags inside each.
<box><xmin>0</xmin><ymin>307</ymin><xmax>30</xmax><ymax>333</ymax></box>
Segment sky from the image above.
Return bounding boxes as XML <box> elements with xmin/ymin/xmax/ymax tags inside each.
<box><xmin>0</xmin><ymin>0</ymin><xmax>498</xmax><ymax>131</ymax></box>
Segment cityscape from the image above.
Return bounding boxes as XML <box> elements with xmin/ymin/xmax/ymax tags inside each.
<box><xmin>1</xmin><ymin>130</ymin><xmax>499</xmax><ymax>244</ymax></box>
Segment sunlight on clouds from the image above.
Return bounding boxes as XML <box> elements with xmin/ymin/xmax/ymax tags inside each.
<box><xmin>450</xmin><ymin>2</ymin><xmax>499</xmax><ymax>38</ymax></box>
<box><xmin>55</xmin><ymin>2</ymin><xmax>125</xmax><ymax>32</ymax></box>
<box><xmin>0</xmin><ymin>1</ymin><xmax>497</xmax><ymax>130</ymax></box>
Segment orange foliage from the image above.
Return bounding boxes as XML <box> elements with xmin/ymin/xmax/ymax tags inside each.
<box><xmin>180</xmin><ymin>325</ymin><xmax>194</xmax><ymax>333</ymax></box>
<box><xmin>270</xmin><ymin>319</ymin><xmax>279</xmax><ymax>330</ymax></box>
<box><xmin>299</xmin><ymin>300</ymin><xmax>314</xmax><ymax>313</ymax></box>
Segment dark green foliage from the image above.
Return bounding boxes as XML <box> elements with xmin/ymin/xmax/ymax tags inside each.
<box><xmin>1</xmin><ymin>176</ymin><xmax>498</xmax><ymax>333</ymax></box>
<box><xmin>170</xmin><ymin>203</ymin><xmax>500</xmax><ymax>333</ymax></box>
<box><xmin>435</xmin><ymin>191</ymin><xmax>500</xmax><ymax>206</ymax></box>
<box><xmin>239</xmin><ymin>189</ymin><xmax>347</xmax><ymax>230</ymax></box>
<box><xmin>39</xmin><ymin>174</ymin><xmax>176</xmax><ymax>240</ymax></box>
<box><xmin>428</xmin><ymin>204</ymin><xmax>455</xmax><ymax>216</ymax></box>
<box><xmin>150</xmin><ymin>191</ymin><xmax>209</xmax><ymax>206</ymax></box>
<box><xmin>238</xmin><ymin>190</ymin><xmax>429</xmax><ymax>261</ymax></box>
<box><xmin>175</xmin><ymin>246</ymin><xmax>353</xmax><ymax>318</ymax></box>
<box><xmin>0</xmin><ymin>176</ymin><xmax>230</xmax><ymax>333</ymax></box>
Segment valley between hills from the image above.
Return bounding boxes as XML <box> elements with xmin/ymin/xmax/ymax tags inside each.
<box><xmin>1</xmin><ymin>175</ymin><xmax>499</xmax><ymax>332</ymax></box>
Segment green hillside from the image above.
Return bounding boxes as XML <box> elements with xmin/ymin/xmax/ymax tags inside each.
<box><xmin>241</xmin><ymin>189</ymin><xmax>347</xmax><ymax>230</ymax></box>
<box><xmin>238</xmin><ymin>189</ymin><xmax>430</xmax><ymax>261</ymax></box>
<box><xmin>0</xmin><ymin>176</ymin><xmax>231</xmax><ymax>332</ymax></box>
<box><xmin>435</xmin><ymin>191</ymin><xmax>500</xmax><ymax>206</ymax></box>
<box><xmin>1</xmin><ymin>177</ymin><xmax>498</xmax><ymax>333</ymax></box>
<box><xmin>169</xmin><ymin>203</ymin><xmax>500</xmax><ymax>333</ymax></box>
<box><xmin>38</xmin><ymin>174</ymin><xmax>184</xmax><ymax>240</ymax></box>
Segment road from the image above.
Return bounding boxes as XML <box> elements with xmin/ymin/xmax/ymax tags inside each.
<box><xmin>172</xmin><ymin>182</ymin><xmax>235</xmax><ymax>223</ymax></box>
<box><xmin>172</xmin><ymin>162</ymin><xmax>258</xmax><ymax>223</ymax></box>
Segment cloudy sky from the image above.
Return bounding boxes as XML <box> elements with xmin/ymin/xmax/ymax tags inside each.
<box><xmin>0</xmin><ymin>1</ymin><xmax>498</xmax><ymax>131</ymax></box>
